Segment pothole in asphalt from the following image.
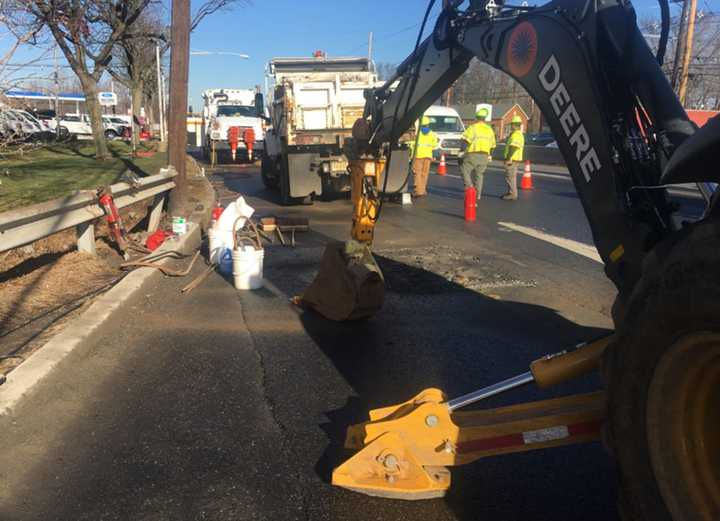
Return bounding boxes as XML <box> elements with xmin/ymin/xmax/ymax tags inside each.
<box><xmin>375</xmin><ymin>245</ymin><xmax>536</xmax><ymax>295</ymax></box>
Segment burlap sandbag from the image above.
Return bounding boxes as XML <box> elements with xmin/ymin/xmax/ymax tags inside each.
<box><xmin>301</xmin><ymin>241</ymin><xmax>384</xmax><ymax>321</ymax></box>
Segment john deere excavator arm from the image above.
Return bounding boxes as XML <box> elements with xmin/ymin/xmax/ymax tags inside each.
<box><xmin>352</xmin><ymin>0</ymin><xmax>696</xmax><ymax>297</ymax></box>
<box><xmin>331</xmin><ymin>1</ymin><xmax>720</xmax><ymax>518</ymax></box>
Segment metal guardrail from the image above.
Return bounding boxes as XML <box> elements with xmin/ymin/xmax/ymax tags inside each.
<box><xmin>0</xmin><ymin>167</ymin><xmax>176</xmax><ymax>254</ymax></box>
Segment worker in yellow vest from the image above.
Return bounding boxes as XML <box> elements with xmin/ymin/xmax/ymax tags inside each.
<box><xmin>502</xmin><ymin>115</ymin><xmax>525</xmax><ymax>201</ymax></box>
<box><xmin>461</xmin><ymin>108</ymin><xmax>496</xmax><ymax>201</ymax></box>
<box><xmin>411</xmin><ymin>116</ymin><xmax>440</xmax><ymax>198</ymax></box>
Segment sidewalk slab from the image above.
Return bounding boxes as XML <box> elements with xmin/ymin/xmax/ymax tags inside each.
<box><xmin>0</xmin><ymin>223</ymin><xmax>201</xmax><ymax>416</ymax></box>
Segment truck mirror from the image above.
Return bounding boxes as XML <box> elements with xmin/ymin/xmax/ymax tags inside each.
<box><xmin>255</xmin><ymin>93</ymin><xmax>265</xmax><ymax>118</ymax></box>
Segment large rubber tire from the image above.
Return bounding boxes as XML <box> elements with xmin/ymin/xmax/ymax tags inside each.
<box><xmin>261</xmin><ymin>155</ymin><xmax>279</xmax><ymax>190</ymax></box>
<box><xmin>605</xmin><ymin>218</ymin><xmax>720</xmax><ymax>521</ymax></box>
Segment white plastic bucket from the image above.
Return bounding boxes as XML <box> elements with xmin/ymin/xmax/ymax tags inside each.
<box><xmin>208</xmin><ymin>227</ymin><xmax>234</xmax><ymax>264</ymax></box>
<box><xmin>232</xmin><ymin>246</ymin><xmax>264</xmax><ymax>290</ymax></box>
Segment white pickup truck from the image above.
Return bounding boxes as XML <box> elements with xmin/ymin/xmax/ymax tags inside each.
<box><xmin>262</xmin><ymin>55</ymin><xmax>411</xmax><ymax>205</ymax></box>
<box><xmin>201</xmin><ymin>88</ymin><xmax>266</xmax><ymax>164</ymax></box>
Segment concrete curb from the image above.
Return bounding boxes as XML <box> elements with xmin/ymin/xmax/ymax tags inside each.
<box><xmin>0</xmin><ymin>223</ymin><xmax>202</xmax><ymax>416</ymax></box>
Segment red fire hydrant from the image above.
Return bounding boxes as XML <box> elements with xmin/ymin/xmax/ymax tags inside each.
<box><xmin>98</xmin><ymin>190</ymin><xmax>129</xmax><ymax>255</ymax></box>
<box><xmin>228</xmin><ymin>126</ymin><xmax>240</xmax><ymax>161</ymax></box>
<box><xmin>464</xmin><ymin>187</ymin><xmax>477</xmax><ymax>222</ymax></box>
<box><xmin>243</xmin><ymin>127</ymin><xmax>256</xmax><ymax>161</ymax></box>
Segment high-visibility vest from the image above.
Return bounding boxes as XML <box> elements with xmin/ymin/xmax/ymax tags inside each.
<box><xmin>463</xmin><ymin>122</ymin><xmax>496</xmax><ymax>154</ymax></box>
<box><xmin>504</xmin><ymin>130</ymin><xmax>525</xmax><ymax>161</ymax></box>
<box><xmin>412</xmin><ymin>131</ymin><xmax>439</xmax><ymax>159</ymax></box>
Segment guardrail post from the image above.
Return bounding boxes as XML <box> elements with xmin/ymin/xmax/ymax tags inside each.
<box><xmin>76</xmin><ymin>222</ymin><xmax>97</xmax><ymax>255</ymax></box>
<box><xmin>147</xmin><ymin>194</ymin><xmax>166</xmax><ymax>233</ymax></box>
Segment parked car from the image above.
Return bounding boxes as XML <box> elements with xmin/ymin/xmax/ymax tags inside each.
<box><xmin>34</xmin><ymin>110</ymin><xmax>70</xmax><ymax>137</ymax></box>
<box><xmin>526</xmin><ymin>132</ymin><xmax>556</xmax><ymax>147</ymax></box>
<box><xmin>44</xmin><ymin>114</ymin><xmax>92</xmax><ymax>136</ymax></box>
<box><xmin>101</xmin><ymin>116</ymin><xmax>129</xmax><ymax>139</ymax></box>
<box><xmin>0</xmin><ymin>109</ymin><xmax>47</xmax><ymax>141</ymax></box>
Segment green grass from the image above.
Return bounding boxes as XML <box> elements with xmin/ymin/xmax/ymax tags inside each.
<box><xmin>0</xmin><ymin>141</ymin><xmax>168</xmax><ymax>213</ymax></box>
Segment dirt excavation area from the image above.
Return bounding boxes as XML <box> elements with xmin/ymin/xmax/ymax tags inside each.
<box><xmin>0</xmin><ymin>157</ymin><xmax>214</xmax><ymax>376</ymax></box>
<box><xmin>0</xmin><ymin>218</ymin><xmax>140</xmax><ymax>375</ymax></box>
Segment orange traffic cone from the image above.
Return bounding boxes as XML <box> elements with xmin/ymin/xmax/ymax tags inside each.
<box><xmin>437</xmin><ymin>153</ymin><xmax>447</xmax><ymax>176</ymax></box>
<box><xmin>520</xmin><ymin>160</ymin><xmax>533</xmax><ymax>190</ymax></box>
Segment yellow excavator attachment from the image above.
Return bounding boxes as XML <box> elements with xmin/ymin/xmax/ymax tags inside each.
<box><xmin>300</xmin><ymin>240</ymin><xmax>385</xmax><ymax>321</ymax></box>
<box><xmin>299</xmin><ymin>158</ymin><xmax>387</xmax><ymax>321</ymax></box>
<box><xmin>333</xmin><ymin>338</ymin><xmax>612</xmax><ymax>499</ymax></box>
<box><xmin>333</xmin><ymin>388</ymin><xmax>606</xmax><ymax>499</ymax></box>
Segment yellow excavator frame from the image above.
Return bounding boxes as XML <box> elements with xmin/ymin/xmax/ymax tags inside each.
<box><xmin>332</xmin><ymin>336</ymin><xmax>612</xmax><ymax>499</ymax></box>
<box><xmin>350</xmin><ymin>158</ymin><xmax>385</xmax><ymax>244</ymax></box>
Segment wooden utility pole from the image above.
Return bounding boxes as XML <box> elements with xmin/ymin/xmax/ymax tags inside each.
<box><xmin>168</xmin><ymin>0</ymin><xmax>190</xmax><ymax>213</ymax></box>
<box><xmin>671</xmin><ymin>0</ymin><xmax>690</xmax><ymax>90</ymax></box>
<box><xmin>677</xmin><ymin>0</ymin><xmax>698</xmax><ymax>106</ymax></box>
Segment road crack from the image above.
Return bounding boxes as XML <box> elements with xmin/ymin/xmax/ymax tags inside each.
<box><xmin>236</xmin><ymin>293</ymin><xmax>312</xmax><ymax>521</ymax></box>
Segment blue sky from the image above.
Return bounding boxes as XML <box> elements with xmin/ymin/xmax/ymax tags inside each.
<box><xmin>186</xmin><ymin>0</ymin><xmax>442</xmax><ymax>109</ymax></box>
<box><xmin>185</xmin><ymin>0</ymin><xmax>707</xmax><ymax>108</ymax></box>
<box><xmin>2</xmin><ymin>0</ymin><xmax>718</xmax><ymax>107</ymax></box>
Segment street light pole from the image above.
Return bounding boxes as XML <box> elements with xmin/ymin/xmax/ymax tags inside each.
<box><xmin>156</xmin><ymin>42</ymin><xmax>166</xmax><ymax>143</ymax></box>
<box><xmin>168</xmin><ymin>0</ymin><xmax>190</xmax><ymax>213</ymax></box>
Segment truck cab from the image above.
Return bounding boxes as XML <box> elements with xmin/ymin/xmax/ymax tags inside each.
<box><xmin>201</xmin><ymin>88</ymin><xmax>266</xmax><ymax>163</ymax></box>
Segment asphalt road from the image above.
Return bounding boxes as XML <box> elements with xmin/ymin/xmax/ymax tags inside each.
<box><xmin>0</xmin><ymin>158</ymin><xmax>706</xmax><ymax>520</ymax></box>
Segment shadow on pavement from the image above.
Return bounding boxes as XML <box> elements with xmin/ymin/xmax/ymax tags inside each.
<box><xmin>275</xmin><ymin>251</ymin><xmax>616</xmax><ymax>520</ymax></box>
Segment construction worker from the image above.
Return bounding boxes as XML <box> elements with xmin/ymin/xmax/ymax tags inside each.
<box><xmin>411</xmin><ymin>116</ymin><xmax>439</xmax><ymax>198</ymax></box>
<box><xmin>461</xmin><ymin>108</ymin><xmax>496</xmax><ymax>200</ymax></box>
<box><xmin>502</xmin><ymin>115</ymin><xmax>525</xmax><ymax>201</ymax></box>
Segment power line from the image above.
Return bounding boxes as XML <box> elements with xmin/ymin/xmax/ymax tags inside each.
<box><xmin>339</xmin><ymin>23</ymin><xmax>423</xmax><ymax>56</ymax></box>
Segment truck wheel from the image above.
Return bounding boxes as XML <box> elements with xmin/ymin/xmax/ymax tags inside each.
<box><xmin>605</xmin><ymin>218</ymin><xmax>720</xmax><ymax>521</ymax></box>
<box><xmin>104</xmin><ymin>129</ymin><xmax>118</xmax><ymax>140</ymax></box>
<box><xmin>261</xmin><ymin>155</ymin><xmax>279</xmax><ymax>190</ymax></box>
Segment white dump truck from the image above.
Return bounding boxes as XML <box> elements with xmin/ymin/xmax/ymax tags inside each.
<box><xmin>201</xmin><ymin>88</ymin><xmax>266</xmax><ymax>165</ymax></box>
<box><xmin>263</xmin><ymin>55</ymin><xmax>403</xmax><ymax>204</ymax></box>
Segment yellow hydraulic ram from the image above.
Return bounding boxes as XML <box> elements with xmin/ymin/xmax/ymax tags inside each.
<box><xmin>332</xmin><ymin>335</ymin><xmax>612</xmax><ymax>499</ymax></box>
<box><xmin>350</xmin><ymin>158</ymin><xmax>384</xmax><ymax>244</ymax></box>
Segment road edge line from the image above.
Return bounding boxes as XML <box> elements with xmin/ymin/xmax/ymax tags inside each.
<box><xmin>498</xmin><ymin>221</ymin><xmax>602</xmax><ymax>263</ymax></box>
<box><xmin>0</xmin><ymin>223</ymin><xmax>202</xmax><ymax>417</ymax></box>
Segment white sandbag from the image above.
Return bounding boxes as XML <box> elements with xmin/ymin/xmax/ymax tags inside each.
<box><xmin>216</xmin><ymin>196</ymin><xmax>255</xmax><ymax>233</ymax></box>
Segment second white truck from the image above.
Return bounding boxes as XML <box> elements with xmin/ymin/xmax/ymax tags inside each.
<box><xmin>201</xmin><ymin>88</ymin><xmax>266</xmax><ymax>165</ymax></box>
<box><xmin>262</xmin><ymin>54</ymin><xmax>408</xmax><ymax>204</ymax></box>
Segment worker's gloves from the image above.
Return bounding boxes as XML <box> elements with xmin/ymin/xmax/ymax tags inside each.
<box><xmin>505</xmin><ymin>160</ymin><xmax>513</xmax><ymax>167</ymax></box>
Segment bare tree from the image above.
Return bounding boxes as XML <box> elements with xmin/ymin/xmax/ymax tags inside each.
<box><xmin>643</xmin><ymin>13</ymin><xmax>720</xmax><ymax>109</ymax></box>
<box><xmin>107</xmin><ymin>7</ymin><xmax>165</xmax><ymax>147</ymax></box>
<box><xmin>5</xmin><ymin>0</ymin><xmax>157</xmax><ymax>159</ymax></box>
<box><xmin>107</xmin><ymin>0</ymin><xmax>249</xmax><ymax>148</ymax></box>
<box><xmin>375</xmin><ymin>62</ymin><xmax>397</xmax><ymax>81</ymax></box>
<box><xmin>190</xmin><ymin>0</ymin><xmax>250</xmax><ymax>32</ymax></box>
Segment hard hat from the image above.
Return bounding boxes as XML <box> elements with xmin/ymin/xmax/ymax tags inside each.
<box><xmin>476</xmin><ymin>108</ymin><xmax>489</xmax><ymax>119</ymax></box>
<box><xmin>421</xmin><ymin>116</ymin><xmax>431</xmax><ymax>126</ymax></box>
<box><xmin>511</xmin><ymin>115</ymin><xmax>522</xmax><ymax>124</ymax></box>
